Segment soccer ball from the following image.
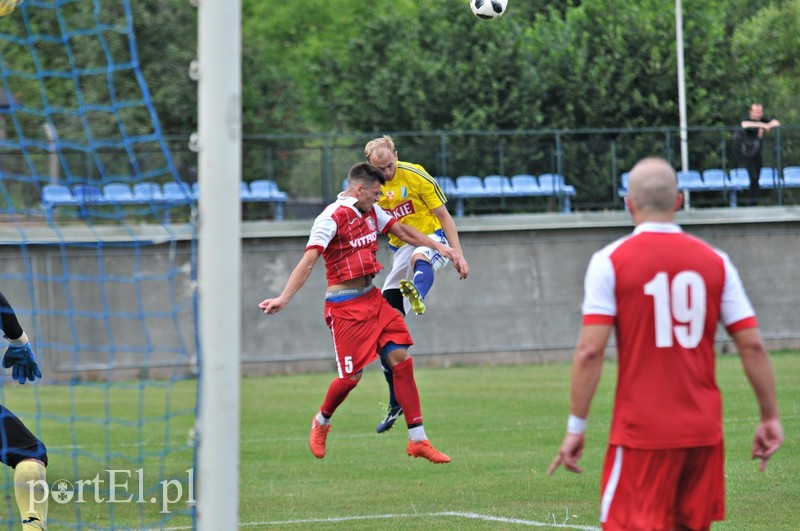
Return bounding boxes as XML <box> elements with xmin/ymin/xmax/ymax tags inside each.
<box><xmin>470</xmin><ymin>0</ymin><xmax>508</xmax><ymax>20</ymax></box>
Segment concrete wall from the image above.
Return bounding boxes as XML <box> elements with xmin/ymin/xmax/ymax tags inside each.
<box><xmin>3</xmin><ymin>207</ymin><xmax>799</xmax><ymax>379</ymax></box>
<box><xmin>245</xmin><ymin>207</ymin><xmax>800</xmax><ymax>374</ymax></box>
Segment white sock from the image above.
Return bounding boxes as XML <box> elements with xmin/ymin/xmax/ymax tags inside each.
<box><xmin>408</xmin><ymin>426</ymin><xmax>427</xmax><ymax>442</ymax></box>
<box><xmin>315</xmin><ymin>412</ymin><xmax>331</xmax><ymax>426</ymax></box>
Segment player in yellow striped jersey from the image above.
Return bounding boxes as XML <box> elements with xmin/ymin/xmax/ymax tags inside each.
<box><xmin>365</xmin><ymin>135</ymin><xmax>469</xmax><ymax>433</ymax></box>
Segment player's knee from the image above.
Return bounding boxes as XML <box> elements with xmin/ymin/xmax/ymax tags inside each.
<box><xmin>382</xmin><ymin>289</ymin><xmax>405</xmax><ymax>315</ymax></box>
<box><xmin>384</xmin><ymin>348</ymin><xmax>410</xmax><ymax>367</ymax></box>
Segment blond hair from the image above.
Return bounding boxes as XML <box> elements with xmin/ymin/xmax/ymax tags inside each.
<box><xmin>364</xmin><ymin>135</ymin><xmax>396</xmax><ymax>162</ymax></box>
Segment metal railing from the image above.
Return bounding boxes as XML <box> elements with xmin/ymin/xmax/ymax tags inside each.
<box><xmin>2</xmin><ymin>125</ymin><xmax>797</xmax><ymax>220</ymax></box>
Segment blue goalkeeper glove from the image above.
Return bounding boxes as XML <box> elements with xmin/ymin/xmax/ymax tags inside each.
<box><xmin>3</xmin><ymin>340</ymin><xmax>42</xmax><ymax>384</ymax></box>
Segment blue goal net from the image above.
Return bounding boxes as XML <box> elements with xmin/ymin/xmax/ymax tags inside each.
<box><xmin>0</xmin><ymin>1</ymin><xmax>197</xmax><ymax>528</ymax></box>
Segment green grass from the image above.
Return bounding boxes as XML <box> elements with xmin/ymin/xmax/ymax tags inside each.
<box><xmin>3</xmin><ymin>353</ymin><xmax>798</xmax><ymax>529</ymax></box>
<box><xmin>248</xmin><ymin>352</ymin><xmax>799</xmax><ymax>530</ymax></box>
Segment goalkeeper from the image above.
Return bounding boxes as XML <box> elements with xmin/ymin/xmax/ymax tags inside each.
<box><xmin>365</xmin><ymin>135</ymin><xmax>469</xmax><ymax>433</ymax></box>
<box><xmin>0</xmin><ymin>291</ymin><xmax>47</xmax><ymax>530</ymax></box>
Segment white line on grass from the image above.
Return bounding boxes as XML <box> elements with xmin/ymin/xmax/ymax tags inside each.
<box><xmin>155</xmin><ymin>510</ymin><xmax>600</xmax><ymax>530</ymax></box>
<box><xmin>235</xmin><ymin>511</ymin><xmax>599</xmax><ymax>529</ymax></box>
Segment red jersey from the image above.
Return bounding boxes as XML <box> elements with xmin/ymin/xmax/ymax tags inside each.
<box><xmin>582</xmin><ymin>222</ymin><xmax>758</xmax><ymax>449</ymax></box>
<box><xmin>306</xmin><ymin>194</ymin><xmax>396</xmax><ymax>286</ymax></box>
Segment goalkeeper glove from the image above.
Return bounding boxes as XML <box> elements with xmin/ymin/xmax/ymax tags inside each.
<box><xmin>3</xmin><ymin>333</ymin><xmax>42</xmax><ymax>384</ymax></box>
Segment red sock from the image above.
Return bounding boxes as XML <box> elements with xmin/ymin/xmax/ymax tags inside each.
<box><xmin>391</xmin><ymin>358</ymin><xmax>423</xmax><ymax>426</ymax></box>
<box><xmin>320</xmin><ymin>377</ymin><xmax>359</xmax><ymax>418</ymax></box>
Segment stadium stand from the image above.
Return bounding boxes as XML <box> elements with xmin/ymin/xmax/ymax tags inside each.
<box><xmin>42</xmin><ymin>180</ymin><xmax>289</xmax><ymax>221</ymax></box>
<box><xmin>450</xmin><ymin>174</ymin><xmax>576</xmax><ymax>216</ymax></box>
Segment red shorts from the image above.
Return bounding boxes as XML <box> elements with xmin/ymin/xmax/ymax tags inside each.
<box><xmin>600</xmin><ymin>443</ymin><xmax>725</xmax><ymax>531</ymax></box>
<box><xmin>324</xmin><ymin>287</ymin><xmax>413</xmax><ymax>378</ymax></box>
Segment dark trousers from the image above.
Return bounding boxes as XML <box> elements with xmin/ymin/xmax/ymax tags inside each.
<box><xmin>743</xmin><ymin>148</ymin><xmax>763</xmax><ymax>201</ymax></box>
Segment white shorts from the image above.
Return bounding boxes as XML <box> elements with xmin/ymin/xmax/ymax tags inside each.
<box><xmin>382</xmin><ymin>230</ymin><xmax>450</xmax><ymax>293</ymax></box>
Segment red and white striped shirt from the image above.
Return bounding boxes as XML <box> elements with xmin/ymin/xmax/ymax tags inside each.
<box><xmin>307</xmin><ymin>194</ymin><xmax>396</xmax><ymax>286</ymax></box>
<box><xmin>582</xmin><ymin>222</ymin><xmax>758</xmax><ymax>449</ymax></box>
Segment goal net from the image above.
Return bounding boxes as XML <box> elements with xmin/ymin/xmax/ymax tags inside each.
<box><xmin>1</xmin><ymin>1</ymin><xmax>197</xmax><ymax>528</ymax></box>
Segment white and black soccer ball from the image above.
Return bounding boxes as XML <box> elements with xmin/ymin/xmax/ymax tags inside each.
<box><xmin>470</xmin><ymin>0</ymin><xmax>508</xmax><ymax>20</ymax></box>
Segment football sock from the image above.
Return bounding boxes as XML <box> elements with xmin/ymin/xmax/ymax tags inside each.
<box><xmin>320</xmin><ymin>377</ymin><xmax>359</xmax><ymax>418</ymax></box>
<box><xmin>412</xmin><ymin>260</ymin><xmax>434</xmax><ymax>300</ymax></box>
<box><xmin>408</xmin><ymin>425</ymin><xmax>428</xmax><ymax>442</ymax></box>
<box><xmin>379</xmin><ymin>356</ymin><xmax>400</xmax><ymax>410</ymax></box>
<box><xmin>14</xmin><ymin>460</ymin><xmax>47</xmax><ymax>530</ymax></box>
<box><xmin>391</xmin><ymin>358</ymin><xmax>423</xmax><ymax>426</ymax></box>
<box><xmin>315</xmin><ymin>412</ymin><xmax>331</xmax><ymax>426</ymax></box>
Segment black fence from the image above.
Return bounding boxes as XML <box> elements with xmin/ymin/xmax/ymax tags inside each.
<box><xmin>230</xmin><ymin>125</ymin><xmax>800</xmax><ymax>217</ymax></box>
<box><xmin>2</xmin><ymin>125</ymin><xmax>798</xmax><ymax>221</ymax></box>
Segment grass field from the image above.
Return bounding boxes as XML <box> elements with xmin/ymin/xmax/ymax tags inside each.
<box><xmin>3</xmin><ymin>352</ymin><xmax>798</xmax><ymax>529</ymax></box>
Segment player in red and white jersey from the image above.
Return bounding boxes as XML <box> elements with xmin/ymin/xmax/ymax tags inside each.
<box><xmin>260</xmin><ymin>162</ymin><xmax>466</xmax><ymax>464</ymax></box>
<box><xmin>548</xmin><ymin>157</ymin><xmax>783</xmax><ymax>530</ymax></box>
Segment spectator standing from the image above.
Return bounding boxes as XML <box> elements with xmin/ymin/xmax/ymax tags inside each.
<box><xmin>739</xmin><ymin>103</ymin><xmax>780</xmax><ymax>202</ymax></box>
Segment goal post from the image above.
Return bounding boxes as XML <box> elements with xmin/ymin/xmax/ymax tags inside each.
<box><xmin>196</xmin><ymin>0</ymin><xmax>242</xmax><ymax>529</ymax></box>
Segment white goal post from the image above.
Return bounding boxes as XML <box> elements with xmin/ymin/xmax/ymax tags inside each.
<box><xmin>196</xmin><ymin>0</ymin><xmax>242</xmax><ymax>529</ymax></box>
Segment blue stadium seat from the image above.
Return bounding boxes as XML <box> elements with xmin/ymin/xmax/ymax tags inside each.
<box><xmin>700</xmin><ymin>169</ymin><xmax>728</xmax><ymax>189</ymax></box>
<box><xmin>758</xmin><ymin>167</ymin><xmax>780</xmax><ymax>189</ymax></box>
<box><xmin>434</xmin><ymin>177</ymin><xmax>459</xmax><ymax>202</ymax></box>
<box><xmin>103</xmin><ymin>183</ymin><xmax>136</xmax><ymax>204</ymax></box>
<box><xmin>133</xmin><ymin>182</ymin><xmax>164</xmax><ymax>202</ymax></box>
<box><xmin>42</xmin><ymin>184</ymin><xmax>79</xmax><ymax>221</ymax></box>
<box><xmin>510</xmin><ymin>174</ymin><xmax>541</xmax><ymax>196</ymax></box>
<box><xmin>537</xmin><ymin>173</ymin><xmax>576</xmax><ymax>212</ymax></box>
<box><xmin>676</xmin><ymin>170</ymin><xmax>704</xmax><ymax>190</ymax></box>
<box><xmin>72</xmin><ymin>184</ymin><xmax>105</xmax><ymax>204</ymax></box>
<box><xmin>239</xmin><ymin>182</ymin><xmax>253</xmax><ymax>201</ymax></box>
<box><xmin>483</xmin><ymin>175</ymin><xmax>512</xmax><ymax>196</ymax></box>
<box><xmin>702</xmin><ymin>169</ymin><xmax>744</xmax><ymax>208</ymax></box>
<box><xmin>783</xmin><ymin>166</ymin><xmax>800</xmax><ymax>186</ymax></box>
<box><xmin>618</xmin><ymin>172</ymin><xmax>630</xmax><ymax>197</ymax></box>
<box><xmin>538</xmin><ymin>173</ymin><xmax>576</xmax><ymax>193</ymax></box>
<box><xmin>249</xmin><ymin>179</ymin><xmax>287</xmax><ymax>221</ymax></box>
<box><xmin>162</xmin><ymin>182</ymin><xmax>194</xmax><ymax>203</ymax></box>
<box><xmin>250</xmin><ymin>179</ymin><xmax>288</xmax><ymax>201</ymax></box>
<box><xmin>451</xmin><ymin>176</ymin><xmax>485</xmax><ymax>218</ymax></box>
<box><xmin>454</xmin><ymin>175</ymin><xmax>486</xmax><ymax>198</ymax></box>
<box><xmin>42</xmin><ymin>184</ymin><xmax>78</xmax><ymax>207</ymax></box>
<box><xmin>729</xmin><ymin>168</ymin><xmax>751</xmax><ymax>188</ymax></box>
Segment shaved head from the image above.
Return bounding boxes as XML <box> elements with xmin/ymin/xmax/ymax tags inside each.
<box><xmin>627</xmin><ymin>157</ymin><xmax>679</xmax><ymax>216</ymax></box>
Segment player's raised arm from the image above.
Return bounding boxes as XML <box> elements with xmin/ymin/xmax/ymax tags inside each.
<box><xmin>259</xmin><ymin>248</ymin><xmax>321</xmax><ymax>315</ymax></box>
